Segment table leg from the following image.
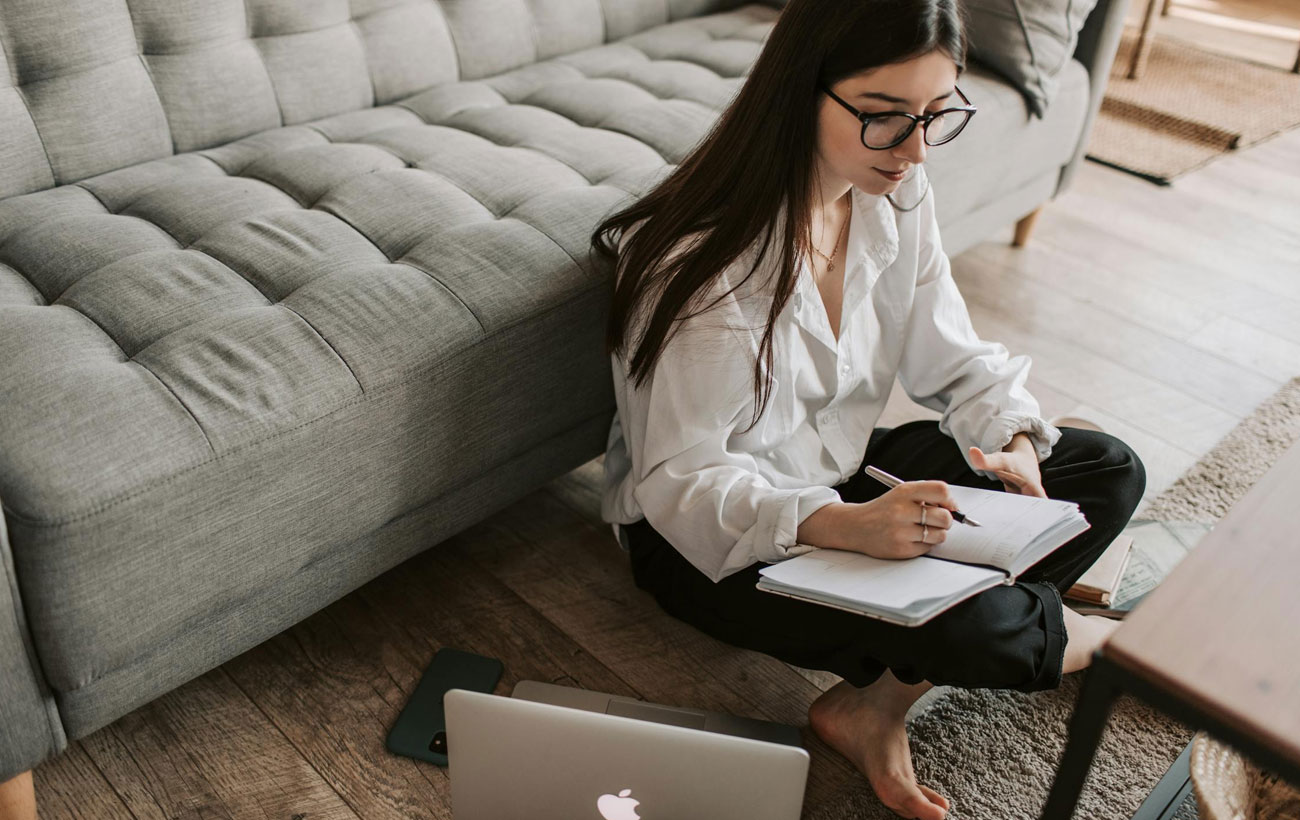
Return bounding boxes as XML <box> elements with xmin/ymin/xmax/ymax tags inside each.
<box><xmin>1130</xmin><ymin>740</ymin><xmax>1192</xmax><ymax>820</ymax></box>
<box><xmin>1038</xmin><ymin>651</ymin><xmax>1124</xmax><ymax>820</ymax></box>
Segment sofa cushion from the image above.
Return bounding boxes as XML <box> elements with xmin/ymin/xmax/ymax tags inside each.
<box><xmin>964</xmin><ymin>0</ymin><xmax>1100</xmax><ymax>118</ymax></box>
<box><xmin>0</xmin><ymin>4</ymin><xmax>774</xmax><ymax>694</ymax></box>
<box><xmin>0</xmin><ymin>0</ymin><xmax>755</xmax><ymax>199</ymax></box>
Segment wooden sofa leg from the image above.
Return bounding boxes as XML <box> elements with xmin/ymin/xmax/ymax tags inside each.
<box><xmin>0</xmin><ymin>771</ymin><xmax>36</xmax><ymax>820</ymax></box>
<box><xmin>1012</xmin><ymin>206</ymin><xmax>1043</xmax><ymax>247</ymax></box>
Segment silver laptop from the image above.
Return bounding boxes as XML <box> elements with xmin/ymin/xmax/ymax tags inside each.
<box><xmin>444</xmin><ymin>680</ymin><xmax>810</xmax><ymax>818</ymax></box>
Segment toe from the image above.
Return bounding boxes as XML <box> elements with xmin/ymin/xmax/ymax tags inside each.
<box><xmin>918</xmin><ymin>783</ymin><xmax>950</xmax><ymax>811</ymax></box>
<box><xmin>901</xmin><ymin>791</ymin><xmax>948</xmax><ymax>820</ymax></box>
<box><xmin>886</xmin><ymin>785</ymin><xmax>948</xmax><ymax>820</ymax></box>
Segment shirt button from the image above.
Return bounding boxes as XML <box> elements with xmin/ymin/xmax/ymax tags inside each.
<box><xmin>840</xmin><ymin>364</ymin><xmax>850</xmax><ymax>377</ymax></box>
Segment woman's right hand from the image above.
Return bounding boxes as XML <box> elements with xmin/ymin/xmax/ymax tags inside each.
<box><xmin>841</xmin><ymin>481</ymin><xmax>959</xmax><ymax>560</ymax></box>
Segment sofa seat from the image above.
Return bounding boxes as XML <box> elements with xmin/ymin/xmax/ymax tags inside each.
<box><xmin>0</xmin><ymin>4</ymin><xmax>774</xmax><ymax>718</ymax></box>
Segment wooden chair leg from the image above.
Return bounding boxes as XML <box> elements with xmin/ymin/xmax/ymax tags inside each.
<box><xmin>1127</xmin><ymin>0</ymin><xmax>1163</xmax><ymax>80</ymax></box>
<box><xmin>0</xmin><ymin>771</ymin><xmax>35</xmax><ymax>820</ymax></box>
<box><xmin>1012</xmin><ymin>206</ymin><xmax>1043</xmax><ymax>248</ymax></box>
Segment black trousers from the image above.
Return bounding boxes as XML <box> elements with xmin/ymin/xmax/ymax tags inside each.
<box><xmin>623</xmin><ymin>420</ymin><xmax>1147</xmax><ymax>693</ymax></box>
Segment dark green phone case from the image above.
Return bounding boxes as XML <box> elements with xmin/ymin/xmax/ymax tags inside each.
<box><xmin>385</xmin><ymin>647</ymin><xmax>504</xmax><ymax>766</ymax></box>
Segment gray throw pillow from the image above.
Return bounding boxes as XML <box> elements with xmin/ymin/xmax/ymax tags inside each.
<box><xmin>964</xmin><ymin>0</ymin><xmax>1100</xmax><ymax>118</ymax></box>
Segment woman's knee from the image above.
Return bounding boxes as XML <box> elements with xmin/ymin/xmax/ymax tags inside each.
<box><xmin>1051</xmin><ymin>429</ymin><xmax>1147</xmax><ymax>505</ymax></box>
<box><xmin>1104</xmin><ymin>432</ymin><xmax>1147</xmax><ymax>499</ymax></box>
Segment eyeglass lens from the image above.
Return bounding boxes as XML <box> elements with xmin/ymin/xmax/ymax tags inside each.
<box><xmin>863</xmin><ymin>110</ymin><xmax>969</xmax><ymax>148</ymax></box>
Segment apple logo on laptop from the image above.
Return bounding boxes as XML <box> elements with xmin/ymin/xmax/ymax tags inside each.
<box><xmin>597</xmin><ymin>788</ymin><xmax>640</xmax><ymax>820</ymax></box>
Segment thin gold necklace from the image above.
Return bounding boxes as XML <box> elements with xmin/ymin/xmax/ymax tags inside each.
<box><xmin>811</xmin><ymin>196</ymin><xmax>850</xmax><ymax>274</ymax></box>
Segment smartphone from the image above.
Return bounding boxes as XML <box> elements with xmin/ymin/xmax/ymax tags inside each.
<box><xmin>385</xmin><ymin>647</ymin><xmax>504</xmax><ymax>765</ymax></box>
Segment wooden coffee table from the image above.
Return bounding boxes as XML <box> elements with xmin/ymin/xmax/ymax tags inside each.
<box><xmin>1038</xmin><ymin>438</ymin><xmax>1300</xmax><ymax>820</ymax></box>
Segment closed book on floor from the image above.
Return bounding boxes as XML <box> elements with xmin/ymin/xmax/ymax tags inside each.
<box><xmin>1063</xmin><ymin>533</ymin><xmax>1133</xmax><ymax>606</ymax></box>
<box><xmin>755</xmin><ymin>485</ymin><xmax>1091</xmax><ymax>627</ymax></box>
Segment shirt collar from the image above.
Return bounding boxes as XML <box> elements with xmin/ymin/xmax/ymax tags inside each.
<box><xmin>728</xmin><ymin>185</ymin><xmax>903</xmax><ymax>349</ymax></box>
<box><xmin>847</xmin><ymin>184</ymin><xmax>901</xmax><ymax>291</ymax></box>
<box><xmin>791</xmin><ymin>185</ymin><xmax>901</xmax><ymax>350</ymax></box>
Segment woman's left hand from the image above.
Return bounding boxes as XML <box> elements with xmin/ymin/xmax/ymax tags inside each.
<box><xmin>968</xmin><ymin>436</ymin><xmax>1047</xmax><ymax>498</ymax></box>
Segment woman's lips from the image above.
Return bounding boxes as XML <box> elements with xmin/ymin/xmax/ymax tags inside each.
<box><xmin>874</xmin><ymin>167</ymin><xmax>907</xmax><ymax>181</ymax></box>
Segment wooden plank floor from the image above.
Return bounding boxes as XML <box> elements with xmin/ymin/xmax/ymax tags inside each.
<box><xmin>28</xmin><ymin>23</ymin><xmax>1300</xmax><ymax>820</ymax></box>
<box><xmin>933</xmin><ymin>126</ymin><xmax>1300</xmax><ymax>513</ymax></box>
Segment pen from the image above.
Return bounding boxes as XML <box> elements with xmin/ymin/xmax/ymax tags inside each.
<box><xmin>862</xmin><ymin>465</ymin><xmax>982</xmax><ymax>527</ymax></box>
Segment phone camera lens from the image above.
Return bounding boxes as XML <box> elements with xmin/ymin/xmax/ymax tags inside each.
<box><xmin>430</xmin><ymin>731</ymin><xmax>447</xmax><ymax>755</ymax></box>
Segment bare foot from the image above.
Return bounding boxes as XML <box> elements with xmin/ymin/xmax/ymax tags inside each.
<box><xmin>1094</xmin><ymin>614</ymin><xmax>1122</xmax><ymax>640</ymax></box>
<box><xmin>1062</xmin><ymin>607</ymin><xmax>1125</xmax><ymax>674</ymax></box>
<box><xmin>809</xmin><ymin>676</ymin><xmax>949</xmax><ymax>819</ymax></box>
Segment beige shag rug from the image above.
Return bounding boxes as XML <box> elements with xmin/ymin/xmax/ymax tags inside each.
<box><xmin>810</xmin><ymin>376</ymin><xmax>1300</xmax><ymax>820</ymax></box>
<box><xmin>1085</xmin><ymin>29</ymin><xmax>1300</xmax><ymax>184</ymax></box>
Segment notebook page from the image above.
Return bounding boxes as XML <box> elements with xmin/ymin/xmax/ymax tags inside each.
<box><xmin>1008</xmin><ymin>514</ymin><xmax>1091</xmax><ymax>577</ymax></box>
<box><xmin>757</xmin><ymin>548</ymin><xmax>1004</xmax><ymax>609</ymax></box>
<box><xmin>925</xmin><ymin>486</ymin><xmax>1082</xmax><ymax>571</ymax></box>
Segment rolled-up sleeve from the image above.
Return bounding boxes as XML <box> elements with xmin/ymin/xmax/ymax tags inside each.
<box><xmin>625</xmin><ymin>300</ymin><xmax>842</xmax><ymax>584</ymax></box>
<box><xmin>895</xmin><ymin>167</ymin><xmax>1061</xmax><ymax>482</ymax></box>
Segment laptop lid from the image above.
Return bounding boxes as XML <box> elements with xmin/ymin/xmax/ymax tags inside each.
<box><xmin>445</xmin><ymin>688</ymin><xmax>809</xmax><ymax>819</ymax></box>
<box><xmin>509</xmin><ymin>679</ymin><xmax>805</xmax><ymax>748</ymax></box>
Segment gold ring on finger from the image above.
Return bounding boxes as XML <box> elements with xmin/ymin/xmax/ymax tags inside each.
<box><xmin>921</xmin><ymin>505</ymin><xmax>927</xmax><ymax>527</ymax></box>
<box><xmin>922</xmin><ymin>524</ymin><xmax>929</xmax><ymax>543</ymax></box>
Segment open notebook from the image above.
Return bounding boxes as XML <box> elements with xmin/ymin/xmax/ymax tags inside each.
<box><xmin>756</xmin><ymin>485</ymin><xmax>1091</xmax><ymax>627</ymax></box>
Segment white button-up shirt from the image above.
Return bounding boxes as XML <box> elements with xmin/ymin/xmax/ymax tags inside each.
<box><xmin>600</xmin><ymin>166</ymin><xmax>1062</xmax><ymax>583</ymax></box>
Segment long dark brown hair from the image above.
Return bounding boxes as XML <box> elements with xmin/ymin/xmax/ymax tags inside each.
<box><xmin>591</xmin><ymin>0</ymin><xmax>968</xmax><ymax>433</ymax></box>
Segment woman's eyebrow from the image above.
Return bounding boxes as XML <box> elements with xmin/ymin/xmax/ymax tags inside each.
<box><xmin>856</xmin><ymin>89</ymin><xmax>955</xmax><ymax>105</ymax></box>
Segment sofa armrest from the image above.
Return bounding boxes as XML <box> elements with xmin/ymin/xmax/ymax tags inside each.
<box><xmin>0</xmin><ymin>502</ymin><xmax>65</xmax><ymax>781</ymax></box>
<box><xmin>1057</xmin><ymin>0</ymin><xmax>1134</xmax><ymax>192</ymax></box>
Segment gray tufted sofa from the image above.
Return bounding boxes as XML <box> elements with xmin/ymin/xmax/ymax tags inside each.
<box><xmin>0</xmin><ymin>0</ymin><xmax>1128</xmax><ymax>783</ymax></box>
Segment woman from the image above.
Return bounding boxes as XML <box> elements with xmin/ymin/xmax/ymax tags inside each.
<box><xmin>589</xmin><ymin>0</ymin><xmax>1146</xmax><ymax>817</ymax></box>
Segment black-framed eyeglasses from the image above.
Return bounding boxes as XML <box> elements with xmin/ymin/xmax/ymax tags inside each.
<box><xmin>819</xmin><ymin>82</ymin><xmax>977</xmax><ymax>149</ymax></box>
